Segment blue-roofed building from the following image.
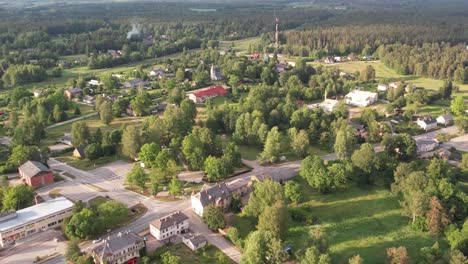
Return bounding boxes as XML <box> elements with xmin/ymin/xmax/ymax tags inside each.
<box><xmin>0</xmin><ymin>197</ymin><xmax>74</xmax><ymax>247</ymax></box>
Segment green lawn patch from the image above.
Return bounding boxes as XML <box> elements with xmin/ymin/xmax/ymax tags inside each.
<box><xmin>48</xmin><ymin>189</ymin><xmax>62</xmax><ymax>198</ymax></box>
<box><xmin>64</xmin><ymin>155</ymin><xmax>123</xmax><ymax>171</ymax></box>
<box><xmin>227</xmin><ymin>214</ymin><xmax>256</xmax><ymax>241</ymax></box>
<box><xmin>88</xmin><ymin>196</ymin><xmax>108</xmax><ymax>207</ymax></box>
<box><xmin>149</xmin><ymin>243</ymin><xmax>234</xmax><ymax>264</ymax></box>
<box><xmin>285</xmin><ymin>176</ymin><xmax>443</xmax><ymax>263</ymax></box>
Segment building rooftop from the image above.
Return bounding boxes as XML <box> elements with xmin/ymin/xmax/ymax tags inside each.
<box><xmin>0</xmin><ymin>197</ymin><xmax>74</xmax><ymax>232</ymax></box>
<box><xmin>192</xmin><ymin>86</ymin><xmax>227</xmax><ymax>98</ymax></box>
<box><xmin>194</xmin><ymin>183</ymin><xmax>231</xmax><ymax>207</ymax></box>
<box><xmin>66</xmin><ymin>87</ymin><xmax>83</xmax><ymax>94</ymax></box>
<box><xmin>18</xmin><ymin>160</ymin><xmax>51</xmax><ymax>179</ymax></box>
<box><xmin>183</xmin><ymin>233</ymin><xmax>206</xmax><ymax>247</ymax></box>
<box><xmin>150</xmin><ymin>211</ymin><xmax>188</xmax><ymax>230</ymax></box>
<box><xmin>93</xmin><ymin>232</ymin><xmax>144</xmax><ymax>258</ymax></box>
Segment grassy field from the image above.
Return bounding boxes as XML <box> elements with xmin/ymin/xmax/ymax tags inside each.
<box><xmin>55</xmin><ymin>154</ymin><xmax>124</xmax><ymax>171</ymax></box>
<box><xmin>311</xmin><ymin>60</ymin><xmax>468</xmax><ymax>98</ymax></box>
<box><xmin>219</xmin><ymin>37</ymin><xmax>261</xmax><ymax>55</ymax></box>
<box><xmin>284</xmin><ymin>176</ymin><xmax>442</xmax><ymax>262</ymax></box>
<box><xmin>149</xmin><ymin>243</ymin><xmax>234</xmax><ymax>264</ymax></box>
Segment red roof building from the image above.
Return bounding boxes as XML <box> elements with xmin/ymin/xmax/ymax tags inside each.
<box><xmin>188</xmin><ymin>86</ymin><xmax>228</xmax><ymax>103</ymax></box>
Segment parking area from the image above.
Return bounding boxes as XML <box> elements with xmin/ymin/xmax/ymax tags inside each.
<box><xmin>443</xmin><ymin>134</ymin><xmax>468</xmax><ymax>152</ymax></box>
<box><xmin>36</xmin><ymin>180</ymin><xmax>101</xmax><ymax>202</ymax></box>
<box><xmin>89</xmin><ymin>160</ymin><xmax>133</xmax><ymax>184</ymax></box>
<box><xmin>0</xmin><ymin>229</ymin><xmax>65</xmax><ymax>264</ymax></box>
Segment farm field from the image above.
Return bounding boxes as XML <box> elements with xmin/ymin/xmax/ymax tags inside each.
<box><xmin>219</xmin><ymin>37</ymin><xmax>261</xmax><ymax>55</ymax></box>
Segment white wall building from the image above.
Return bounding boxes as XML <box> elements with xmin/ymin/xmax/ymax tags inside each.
<box><xmin>416</xmin><ymin>116</ymin><xmax>438</xmax><ymax>131</ymax></box>
<box><xmin>91</xmin><ymin>232</ymin><xmax>145</xmax><ymax>264</ymax></box>
<box><xmin>345</xmin><ymin>90</ymin><xmax>378</xmax><ymax>107</ymax></box>
<box><xmin>307</xmin><ymin>99</ymin><xmax>340</xmax><ymax>114</ymax></box>
<box><xmin>191</xmin><ymin>183</ymin><xmax>231</xmax><ymax>217</ymax></box>
<box><xmin>0</xmin><ymin>197</ymin><xmax>73</xmax><ymax>247</ymax></box>
<box><xmin>149</xmin><ymin>211</ymin><xmax>189</xmax><ymax>241</ymax></box>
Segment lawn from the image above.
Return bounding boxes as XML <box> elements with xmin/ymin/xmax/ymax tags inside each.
<box><xmin>284</xmin><ymin>176</ymin><xmax>443</xmax><ymax>263</ymax></box>
<box><xmin>149</xmin><ymin>243</ymin><xmax>234</xmax><ymax>264</ymax></box>
<box><xmin>311</xmin><ymin>60</ymin><xmax>468</xmax><ymax>97</ymax></box>
<box><xmin>219</xmin><ymin>37</ymin><xmax>261</xmax><ymax>55</ymax></box>
<box><xmin>88</xmin><ymin>195</ymin><xmax>108</xmax><ymax>207</ymax></box>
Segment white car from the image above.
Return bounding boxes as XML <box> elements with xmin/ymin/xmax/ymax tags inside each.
<box><xmin>92</xmin><ymin>238</ymin><xmax>102</xmax><ymax>243</ymax></box>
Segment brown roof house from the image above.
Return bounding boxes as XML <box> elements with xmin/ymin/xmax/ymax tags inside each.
<box><xmin>149</xmin><ymin>211</ymin><xmax>189</xmax><ymax>241</ymax></box>
<box><xmin>91</xmin><ymin>232</ymin><xmax>145</xmax><ymax>264</ymax></box>
<box><xmin>191</xmin><ymin>183</ymin><xmax>231</xmax><ymax>217</ymax></box>
<box><xmin>64</xmin><ymin>87</ymin><xmax>83</xmax><ymax>100</ymax></box>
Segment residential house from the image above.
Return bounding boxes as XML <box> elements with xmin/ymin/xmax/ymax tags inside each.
<box><xmin>416</xmin><ymin>138</ymin><xmax>438</xmax><ymax>155</ymax></box>
<box><xmin>18</xmin><ymin>161</ymin><xmax>54</xmax><ymax>188</ymax></box>
<box><xmin>349</xmin><ymin>122</ymin><xmax>368</xmax><ymax>138</ymax></box>
<box><xmin>33</xmin><ymin>90</ymin><xmax>42</xmax><ymax>97</ymax></box>
<box><xmin>182</xmin><ymin>234</ymin><xmax>207</xmax><ymax>251</ymax></box>
<box><xmin>250</xmin><ymin>171</ymin><xmax>294</xmax><ymax>185</ymax></box>
<box><xmin>149</xmin><ymin>211</ymin><xmax>189</xmax><ymax>241</ymax></box>
<box><xmin>82</xmin><ymin>95</ymin><xmax>95</xmax><ymax>105</ymax></box>
<box><xmin>324</xmin><ymin>57</ymin><xmax>335</xmax><ymax>64</ymax></box>
<box><xmin>60</xmin><ymin>133</ymin><xmax>73</xmax><ymax>146</ymax></box>
<box><xmin>123</xmin><ymin>78</ymin><xmax>150</xmax><ymax>90</ymax></box>
<box><xmin>88</xmin><ymin>80</ymin><xmax>102</xmax><ymax>86</ymax></box>
<box><xmin>151</xmin><ymin>102</ymin><xmax>168</xmax><ymax>114</ymax></box>
<box><xmin>377</xmin><ymin>84</ymin><xmax>389</xmax><ymax>91</ymax></box>
<box><xmin>188</xmin><ymin>86</ymin><xmax>228</xmax><ymax>104</ymax></box>
<box><xmin>73</xmin><ymin>146</ymin><xmax>86</xmax><ymax>159</ymax></box>
<box><xmin>345</xmin><ymin>90</ymin><xmax>378</xmax><ymax>107</ymax></box>
<box><xmin>388</xmin><ymin>82</ymin><xmax>402</xmax><ymax>90</ymax></box>
<box><xmin>65</xmin><ymin>88</ymin><xmax>83</xmax><ymax>100</ymax></box>
<box><xmin>149</xmin><ymin>68</ymin><xmax>166</xmax><ymax>78</ymax></box>
<box><xmin>191</xmin><ymin>183</ymin><xmax>231</xmax><ymax>216</ymax></box>
<box><xmin>416</xmin><ymin>116</ymin><xmax>437</xmax><ymax>131</ymax></box>
<box><xmin>275</xmin><ymin>63</ymin><xmax>288</xmax><ymax>73</ymax></box>
<box><xmin>91</xmin><ymin>232</ymin><xmax>145</xmax><ymax>264</ymax></box>
<box><xmin>0</xmin><ymin>197</ymin><xmax>73</xmax><ymax>248</ymax></box>
<box><xmin>107</xmin><ymin>50</ymin><xmax>122</xmax><ymax>58</ymax></box>
<box><xmin>125</xmin><ymin>105</ymin><xmax>138</xmax><ymax>117</ymax></box>
<box><xmin>248</xmin><ymin>53</ymin><xmax>261</xmax><ymax>60</ymax></box>
<box><xmin>436</xmin><ymin>114</ymin><xmax>454</xmax><ymax>126</ymax></box>
<box><xmin>210</xmin><ymin>65</ymin><xmax>222</xmax><ymax>81</ymax></box>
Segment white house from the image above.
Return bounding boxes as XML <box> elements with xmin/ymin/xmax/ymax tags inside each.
<box><xmin>149</xmin><ymin>211</ymin><xmax>189</xmax><ymax>241</ymax></box>
<box><xmin>345</xmin><ymin>90</ymin><xmax>378</xmax><ymax>107</ymax></box>
<box><xmin>182</xmin><ymin>233</ymin><xmax>207</xmax><ymax>251</ymax></box>
<box><xmin>436</xmin><ymin>114</ymin><xmax>454</xmax><ymax>126</ymax></box>
<box><xmin>416</xmin><ymin>138</ymin><xmax>438</xmax><ymax>155</ymax></box>
<box><xmin>91</xmin><ymin>232</ymin><xmax>145</xmax><ymax>264</ymax></box>
<box><xmin>377</xmin><ymin>84</ymin><xmax>389</xmax><ymax>91</ymax></box>
<box><xmin>149</xmin><ymin>68</ymin><xmax>165</xmax><ymax>78</ymax></box>
<box><xmin>88</xmin><ymin>79</ymin><xmax>102</xmax><ymax>86</ymax></box>
<box><xmin>210</xmin><ymin>65</ymin><xmax>222</xmax><ymax>81</ymax></box>
<box><xmin>416</xmin><ymin>116</ymin><xmax>437</xmax><ymax>131</ymax></box>
<box><xmin>191</xmin><ymin>183</ymin><xmax>231</xmax><ymax>217</ymax></box>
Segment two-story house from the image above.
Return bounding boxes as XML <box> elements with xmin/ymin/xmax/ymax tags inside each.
<box><xmin>91</xmin><ymin>232</ymin><xmax>145</xmax><ymax>264</ymax></box>
<box><xmin>149</xmin><ymin>211</ymin><xmax>189</xmax><ymax>241</ymax></box>
<box><xmin>191</xmin><ymin>183</ymin><xmax>231</xmax><ymax>217</ymax></box>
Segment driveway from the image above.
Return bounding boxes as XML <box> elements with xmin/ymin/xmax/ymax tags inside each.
<box><xmin>443</xmin><ymin>134</ymin><xmax>468</xmax><ymax>152</ymax></box>
<box><xmin>184</xmin><ymin>209</ymin><xmax>241</xmax><ymax>263</ymax></box>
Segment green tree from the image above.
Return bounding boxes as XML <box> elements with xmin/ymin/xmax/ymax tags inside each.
<box><xmin>121</xmin><ymin>125</ymin><xmax>142</xmax><ymax>159</ymax></box>
<box><xmin>301</xmin><ymin>246</ymin><xmax>331</xmax><ymax>264</ymax></box>
<box><xmin>382</xmin><ymin>133</ymin><xmax>416</xmax><ymax>161</ymax></box>
<box><xmin>168</xmin><ymin>175</ymin><xmax>183</xmax><ymax>198</ymax></box>
<box><xmin>258</xmin><ymin>127</ymin><xmax>281</xmax><ymax>164</ymax></box>
<box><xmin>65</xmin><ymin>239</ymin><xmax>82</xmax><ymax>263</ymax></box>
<box><xmin>52</xmin><ymin>104</ymin><xmax>62</xmax><ymax>122</ymax></box>
<box><xmin>244</xmin><ymin>179</ymin><xmax>285</xmax><ymax>217</ymax></box>
<box><xmin>257</xmin><ymin>201</ymin><xmax>288</xmax><ymax>239</ymax></box>
<box><xmin>451</xmin><ymin>95</ymin><xmax>466</xmax><ymax>115</ymax></box>
<box><xmin>175</xmin><ymin>68</ymin><xmax>185</xmax><ymax>82</ymax></box>
<box><xmin>9</xmin><ymin>110</ymin><xmax>18</xmax><ymax>128</ymax></box>
<box><xmin>242</xmin><ymin>230</ymin><xmax>287</xmax><ymax>264</ymax></box>
<box><xmin>130</xmin><ymin>94</ymin><xmax>151</xmax><ymax>116</ymax></box>
<box><xmin>125</xmin><ymin>163</ymin><xmax>148</xmax><ymax>190</ymax></box>
<box><xmin>359</xmin><ymin>65</ymin><xmax>376</xmax><ymax>82</ymax></box>
<box><xmin>8</xmin><ymin>145</ymin><xmax>46</xmax><ymax>166</ymax></box>
<box><xmin>139</xmin><ymin>143</ymin><xmax>160</xmax><ymax>168</ymax></box>
<box><xmin>289</xmin><ymin>128</ymin><xmax>310</xmax><ymax>158</ymax></box>
<box><xmin>300</xmin><ymin>155</ymin><xmax>332</xmax><ymax>193</ymax></box>
<box><xmin>71</xmin><ymin>121</ymin><xmax>90</xmax><ymax>147</ymax></box>
<box><xmin>1</xmin><ymin>184</ymin><xmax>34</xmax><ymax>211</ymax></box>
<box><xmin>66</xmin><ymin>208</ymin><xmax>96</xmax><ymax>239</ymax></box>
<box><xmin>204</xmin><ymin>156</ymin><xmax>228</xmax><ymax>182</ymax></box>
<box><xmin>99</xmin><ymin>100</ymin><xmax>113</xmax><ymax>125</ymax></box>
<box><xmin>182</xmin><ymin>134</ymin><xmax>205</xmax><ymax>170</ymax></box>
<box><xmin>348</xmin><ymin>255</ymin><xmax>364</xmax><ymax>264</ymax></box>
<box><xmin>151</xmin><ymin>182</ymin><xmax>159</xmax><ymax>196</ymax></box>
<box><xmin>74</xmin><ymin>107</ymin><xmax>81</xmax><ymax>116</ymax></box>
<box><xmin>85</xmin><ymin>143</ymin><xmax>102</xmax><ymax>160</ymax></box>
<box><xmin>333</xmin><ymin>124</ymin><xmax>357</xmax><ymax>160</ymax></box>
<box><xmin>202</xmin><ymin>205</ymin><xmax>225</xmax><ymax>230</ymax></box>
<box><xmin>284</xmin><ymin>181</ymin><xmax>302</xmax><ymax>203</ymax></box>
<box><xmin>161</xmin><ymin>252</ymin><xmax>182</xmax><ymax>264</ymax></box>
<box><xmin>351</xmin><ymin>143</ymin><xmax>377</xmax><ymax>175</ymax></box>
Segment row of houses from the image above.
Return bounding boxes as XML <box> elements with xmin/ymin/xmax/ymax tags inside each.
<box><xmin>416</xmin><ymin>114</ymin><xmax>453</xmax><ymax>131</ymax></box>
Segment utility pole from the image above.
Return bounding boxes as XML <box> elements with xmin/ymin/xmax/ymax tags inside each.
<box><xmin>275</xmin><ymin>16</ymin><xmax>279</xmax><ymax>48</ymax></box>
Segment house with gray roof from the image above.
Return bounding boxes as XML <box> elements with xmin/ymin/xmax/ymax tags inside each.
<box><xmin>182</xmin><ymin>233</ymin><xmax>207</xmax><ymax>251</ymax></box>
<box><xmin>191</xmin><ymin>183</ymin><xmax>231</xmax><ymax>216</ymax></box>
<box><xmin>123</xmin><ymin>78</ymin><xmax>150</xmax><ymax>90</ymax></box>
<box><xmin>18</xmin><ymin>160</ymin><xmax>54</xmax><ymax>187</ymax></box>
<box><xmin>149</xmin><ymin>211</ymin><xmax>189</xmax><ymax>241</ymax></box>
<box><xmin>65</xmin><ymin>87</ymin><xmax>83</xmax><ymax>99</ymax></box>
<box><xmin>416</xmin><ymin>116</ymin><xmax>437</xmax><ymax>131</ymax></box>
<box><xmin>416</xmin><ymin>138</ymin><xmax>439</xmax><ymax>155</ymax></box>
<box><xmin>91</xmin><ymin>232</ymin><xmax>145</xmax><ymax>264</ymax></box>
<box><xmin>436</xmin><ymin>114</ymin><xmax>454</xmax><ymax>126</ymax></box>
